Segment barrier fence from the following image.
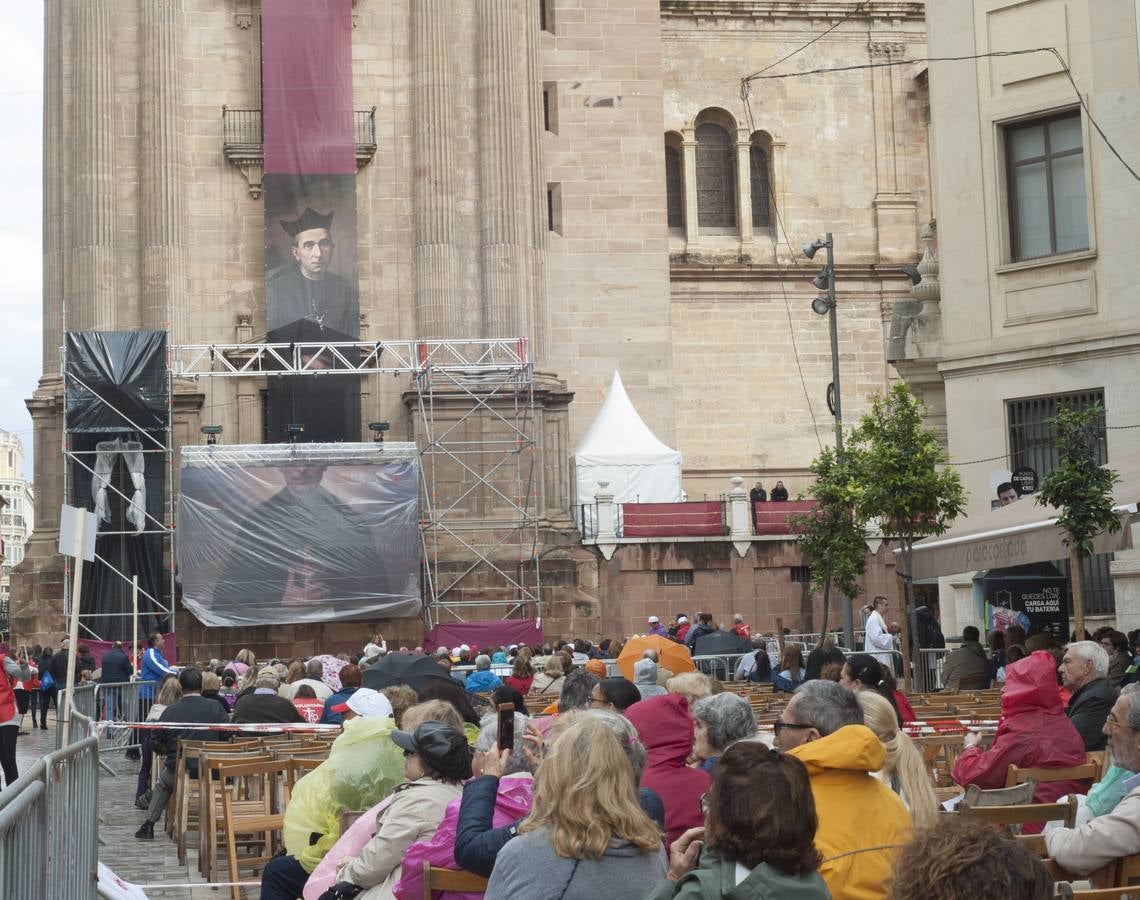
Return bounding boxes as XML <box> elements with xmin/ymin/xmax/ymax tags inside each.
<box><xmin>1</xmin><ymin>707</ymin><xmax>99</xmax><ymax>900</ymax></box>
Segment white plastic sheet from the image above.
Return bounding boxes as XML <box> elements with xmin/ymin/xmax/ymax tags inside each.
<box><xmin>177</xmin><ymin>443</ymin><xmax>420</xmax><ymax>626</ymax></box>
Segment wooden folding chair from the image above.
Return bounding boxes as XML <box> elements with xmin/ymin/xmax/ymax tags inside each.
<box><xmin>963</xmin><ymin>780</ymin><xmax>1036</xmax><ymax>807</ymax></box>
<box><xmin>1006</xmin><ymin>759</ymin><xmax>1101</xmax><ymax>788</ymax></box>
<box><xmin>959</xmin><ymin>796</ymin><xmax>1078</xmax><ymax>831</ymax></box>
<box><xmin>1055</xmin><ymin>888</ymin><xmax>1140</xmax><ymax>899</ymax></box>
<box><xmin>169</xmin><ymin>738</ymin><xmax>260</xmax><ymax>862</ymax></box>
<box><xmin>422</xmin><ymin>860</ymin><xmax>489</xmax><ymax>899</ymax></box>
<box><xmin>197</xmin><ymin>749</ymin><xmax>274</xmax><ymax>882</ymax></box>
<box><xmin>218</xmin><ymin>757</ymin><xmax>292</xmax><ymax>900</ymax></box>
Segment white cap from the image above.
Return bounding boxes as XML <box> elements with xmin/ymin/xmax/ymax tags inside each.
<box><xmin>452</xmin><ymin>647</ymin><xmax>463</xmax><ymax>656</ymax></box>
<box><xmin>460</xmin><ymin>644</ymin><xmax>471</xmax><ymax>652</ymax></box>
<box><xmin>677</xmin><ymin>615</ymin><xmax>688</xmax><ymax>623</ymax></box>
<box><xmin>434</xmin><ymin>646</ymin><xmax>450</xmax><ymax>657</ymax></box>
<box><xmin>647</xmin><ymin>615</ymin><xmax>659</xmax><ymax>623</ymax></box>
<box><xmin>341</xmin><ymin>688</ymin><xmax>394</xmax><ymax>720</ymax></box>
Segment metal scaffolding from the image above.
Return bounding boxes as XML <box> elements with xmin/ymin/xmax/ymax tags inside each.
<box><xmin>171</xmin><ymin>338</ymin><xmax>540</xmax><ymax>626</ymax></box>
<box><xmin>60</xmin><ymin>342</ymin><xmax>176</xmax><ymax>642</ymax></box>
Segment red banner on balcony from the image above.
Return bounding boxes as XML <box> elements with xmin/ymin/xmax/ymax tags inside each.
<box><xmin>261</xmin><ymin>0</ymin><xmax>360</xmax><ymax>442</ymax></box>
<box><xmin>753</xmin><ymin>500</ymin><xmax>819</xmax><ymax>535</ymax></box>
<box><xmin>623</xmin><ymin>502</ymin><xmax>725</xmax><ymax>538</ymax></box>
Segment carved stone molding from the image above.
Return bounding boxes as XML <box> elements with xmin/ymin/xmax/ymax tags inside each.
<box><xmin>869</xmin><ymin>41</ymin><xmax>907</xmax><ymax>58</ymax></box>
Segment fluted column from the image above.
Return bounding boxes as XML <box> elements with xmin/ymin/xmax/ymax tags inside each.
<box><xmin>43</xmin><ymin>0</ymin><xmax>65</xmax><ymax>370</ymax></box>
<box><xmin>412</xmin><ymin>0</ymin><xmax>461</xmax><ymax>338</ymax></box>
<box><xmin>523</xmin><ymin>0</ymin><xmax>548</xmax><ymax>358</ymax></box>
<box><xmin>478</xmin><ymin>0</ymin><xmax>531</xmax><ymax>340</ymax></box>
<box><xmin>69</xmin><ymin>0</ymin><xmax>116</xmax><ymax>330</ymax></box>
<box><xmin>141</xmin><ymin>0</ymin><xmax>188</xmax><ymax>343</ymax></box>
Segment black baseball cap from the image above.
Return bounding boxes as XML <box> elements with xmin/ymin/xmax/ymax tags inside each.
<box><xmin>390</xmin><ymin>721</ymin><xmax>473</xmax><ymax>781</ymax></box>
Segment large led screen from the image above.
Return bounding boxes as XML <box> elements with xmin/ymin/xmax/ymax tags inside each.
<box><xmin>177</xmin><ymin>444</ymin><xmax>420</xmax><ymax>626</ymax></box>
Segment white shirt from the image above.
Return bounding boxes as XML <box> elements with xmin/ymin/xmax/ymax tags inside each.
<box><xmin>864</xmin><ymin>609</ymin><xmax>895</xmax><ymax>665</ymax></box>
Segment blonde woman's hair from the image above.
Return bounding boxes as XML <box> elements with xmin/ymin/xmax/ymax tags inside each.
<box><xmin>543</xmin><ymin>655</ymin><xmax>565</xmax><ymax>678</ymax></box>
<box><xmin>857</xmin><ymin>691</ymin><xmax>938</xmax><ymax>830</ymax></box>
<box><xmin>201</xmin><ymin>671</ymin><xmax>221</xmax><ymax>693</ymax></box>
<box><xmin>235</xmin><ymin>648</ymin><xmax>256</xmax><ymax>668</ymax></box>
<box><xmin>666</xmin><ymin>671</ymin><xmax>717</xmax><ymax>707</ymax></box>
<box><xmin>156</xmin><ymin>676</ymin><xmax>183</xmax><ymax>706</ymax></box>
<box><xmin>521</xmin><ymin>716</ymin><xmax>660</xmax><ymax>859</ymax></box>
<box><xmin>402</xmin><ymin>699</ymin><xmax>464</xmax><ymax>735</ymax></box>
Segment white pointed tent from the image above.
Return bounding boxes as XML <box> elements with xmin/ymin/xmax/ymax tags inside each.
<box><xmin>573</xmin><ymin>372</ymin><xmax>682</xmax><ymax>533</ymax></box>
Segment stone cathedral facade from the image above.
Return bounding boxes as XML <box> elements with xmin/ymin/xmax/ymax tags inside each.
<box><xmin>16</xmin><ymin>1</ymin><xmax>930</xmax><ymax>656</ymax></box>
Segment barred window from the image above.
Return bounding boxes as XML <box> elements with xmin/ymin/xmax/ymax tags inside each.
<box><xmin>665</xmin><ymin>144</ymin><xmax>684</xmax><ymax>229</ymax></box>
<box><xmin>658</xmin><ymin>569</ymin><xmax>694</xmax><ymax>586</ymax></box>
<box><xmin>750</xmin><ymin>144</ymin><xmax>771</xmax><ymax>229</ymax></box>
<box><xmin>695</xmin><ymin>122</ymin><xmax>736</xmax><ymax>230</ymax></box>
<box><xmin>1006</xmin><ymin>389</ymin><xmax>1113</xmax><ymax>615</ymax></box>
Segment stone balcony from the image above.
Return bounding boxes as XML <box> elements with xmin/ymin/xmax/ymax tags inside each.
<box><xmin>221</xmin><ymin>106</ymin><xmax>377</xmax><ymax>198</ymax></box>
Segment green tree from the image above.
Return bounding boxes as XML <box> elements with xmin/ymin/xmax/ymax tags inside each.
<box><xmin>791</xmin><ymin>446</ymin><xmax>868</xmax><ymax>645</ymax></box>
<box><xmin>848</xmin><ymin>383</ymin><xmax>966</xmax><ymax>687</ymax></box>
<box><xmin>1035</xmin><ymin>403</ymin><xmax>1120</xmax><ymax>641</ymax></box>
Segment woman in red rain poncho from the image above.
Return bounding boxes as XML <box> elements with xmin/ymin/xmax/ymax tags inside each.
<box><xmin>952</xmin><ymin>649</ymin><xmax>1088</xmax><ymax>832</ymax></box>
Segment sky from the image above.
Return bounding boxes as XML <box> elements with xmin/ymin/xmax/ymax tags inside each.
<box><xmin>0</xmin><ymin>9</ymin><xmax>43</xmax><ymax>479</ymax></box>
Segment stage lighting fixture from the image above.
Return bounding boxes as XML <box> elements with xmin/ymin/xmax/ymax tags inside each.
<box><xmin>811</xmin><ymin>296</ymin><xmax>832</xmax><ymax>316</ymax></box>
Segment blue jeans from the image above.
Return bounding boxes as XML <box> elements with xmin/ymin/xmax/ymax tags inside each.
<box><xmin>260</xmin><ymin>854</ymin><xmax>311</xmax><ymax>900</ymax></box>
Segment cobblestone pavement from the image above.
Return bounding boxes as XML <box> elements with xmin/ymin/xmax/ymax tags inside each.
<box><xmin>13</xmin><ymin>709</ymin><xmax>263</xmax><ymax>900</ymax></box>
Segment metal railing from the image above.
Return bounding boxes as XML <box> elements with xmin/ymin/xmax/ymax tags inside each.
<box><xmin>221</xmin><ymin>107</ymin><xmax>377</xmax><ymax>153</ymax></box>
<box><xmin>0</xmin><ymin>712</ymin><xmax>99</xmax><ymax>899</ymax></box>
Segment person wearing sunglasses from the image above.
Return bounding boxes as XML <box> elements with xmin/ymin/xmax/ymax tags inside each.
<box><xmin>1047</xmin><ymin>683</ymin><xmax>1140</xmax><ymax>888</ymax></box>
<box><xmin>772</xmin><ymin>680</ymin><xmax>912</xmax><ymax>900</ymax></box>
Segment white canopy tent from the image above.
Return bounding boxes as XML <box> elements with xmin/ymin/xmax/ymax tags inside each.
<box><xmin>572</xmin><ymin>371</ymin><xmax>682</xmax><ymax>534</ymax></box>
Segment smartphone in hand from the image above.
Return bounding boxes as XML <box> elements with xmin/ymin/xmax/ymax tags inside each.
<box><xmin>497</xmin><ymin>702</ymin><xmax>515</xmax><ymax>752</ymax></box>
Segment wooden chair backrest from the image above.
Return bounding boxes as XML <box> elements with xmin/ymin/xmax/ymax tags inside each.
<box><xmin>1054</xmin><ymin>887</ymin><xmax>1140</xmax><ymax>899</ymax></box>
<box><xmin>964</xmin><ymin>781</ymin><xmax>1036</xmax><ymax>807</ymax></box>
<box><xmin>340</xmin><ymin>808</ymin><xmax>366</xmax><ymax>834</ymax></box>
<box><xmin>959</xmin><ymin>796</ymin><xmax>1078</xmax><ymax>829</ymax></box>
<box><xmin>422</xmin><ymin>861</ymin><xmax>489</xmax><ymax>899</ymax></box>
<box><xmin>1006</xmin><ymin>760</ymin><xmax>1100</xmax><ymax>788</ymax></box>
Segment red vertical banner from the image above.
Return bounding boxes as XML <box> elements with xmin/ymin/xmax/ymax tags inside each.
<box><xmin>261</xmin><ymin>0</ymin><xmax>360</xmax><ymax>443</ymax></box>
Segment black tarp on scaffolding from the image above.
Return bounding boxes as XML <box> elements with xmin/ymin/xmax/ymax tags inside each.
<box><xmin>65</xmin><ymin>331</ymin><xmax>168</xmax><ymax>640</ymax></box>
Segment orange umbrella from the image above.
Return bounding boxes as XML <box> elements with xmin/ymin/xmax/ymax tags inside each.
<box><xmin>616</xmin><ymin>635</ymin><xmax>695</xmax><ymax>680</ymax></box>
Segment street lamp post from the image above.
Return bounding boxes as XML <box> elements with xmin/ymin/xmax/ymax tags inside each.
<box><xmin>804</xmin><ymin>232</ymin><xmax>853</xmax><ymax>649</ymax></box>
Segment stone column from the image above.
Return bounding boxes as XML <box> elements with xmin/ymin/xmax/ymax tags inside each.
<box><xmin>412</xmin><ymin>0</ymin><xmax>461</xmax><ymax>338</ymax></box>
<box><xmin>681</xmin><ymin>128</ymin><xmax>699</xmax><ymax>245</ymax></box>
<box><xmin>523</xmin><ymin>0</ymin><xmax>548</xmax><ymax>358</ymax></box>
<box><xmin>69</xmin><ymin>0</ymin><xmax>117</xmax><ymax>330</ymax></box>
<box><xmin>735</xmin><ymin>131</ymin><xmax>753</xmax><ymax>245</ymax></box>
<box><xmin>868</xmin><ymin>41</ymin><xmax>917</xmax><ymax>261</ymax></box>
<box><xmin>478</xmin><ymin>0</ymin><xmax>531</xmax><ymax>340</ymax></box>
<box><xmin>43</xmin><ymin>0</ymin><xmax>65</xmax><ymax>370</ymax></box>
<box><xmin>140</xmin><ymin>0</ymin><xmax>189</xmax><ymax>343</ymax></box>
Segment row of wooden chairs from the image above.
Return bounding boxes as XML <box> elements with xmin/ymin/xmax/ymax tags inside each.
<box><xmin>1016</xmin><ymin>832</ymin><xmax>1140</xmax><ymax>897</ymax></box>
<box><xmin>165</xmin><ymin>732</ymin><xmax>335</xmax><ymax>899</ymax></box>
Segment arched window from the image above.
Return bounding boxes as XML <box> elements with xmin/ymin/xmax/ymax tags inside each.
<box><xmin>750</xmin><ymin>143</ymin><xmax>771</xmax><ymax>229</ymax></box>
<box><xmin>665</xmin><ymin>144</ymin><xmax>684</xmax><ymax>229</ymax></box>
<box><xmin>695</xmin><ymin>122</ymin><xmax>736</xmax><ymax>230</ymax></box>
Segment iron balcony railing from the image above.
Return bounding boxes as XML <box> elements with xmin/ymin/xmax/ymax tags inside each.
<box><xmin>222</xmin><ymin>106</ymin><xmax>377</xmax><ymax>157</ymax></box>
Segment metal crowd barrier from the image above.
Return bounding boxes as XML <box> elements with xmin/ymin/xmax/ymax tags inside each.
<box><xmin>0</xmin><ymin>710</ymin><xmax>99</xmax><ymax>900</ymax></box>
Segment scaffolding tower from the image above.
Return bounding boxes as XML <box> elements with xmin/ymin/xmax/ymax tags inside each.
<box><xmin>171</xmin><ymin>337</ymin><xmax>540</xmax><ymax>627</ymax></box>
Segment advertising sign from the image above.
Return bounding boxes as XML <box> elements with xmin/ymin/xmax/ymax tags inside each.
<box><xmin>981</xmin><ymin>564</ymin><xmax>1069</xmax><ymax>644</ymax></box>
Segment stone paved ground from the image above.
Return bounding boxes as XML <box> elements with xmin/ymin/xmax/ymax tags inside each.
<box><xmin>15</xmin><ymin>709</ymin><xmax>264</xmax><ymax>900</ymax></box>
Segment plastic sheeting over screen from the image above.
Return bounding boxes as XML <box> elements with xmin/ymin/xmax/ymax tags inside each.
<box><xmin>177</xmin><ymin>443</ymin><xmax>420</xmax><ymax>626</ymax></box>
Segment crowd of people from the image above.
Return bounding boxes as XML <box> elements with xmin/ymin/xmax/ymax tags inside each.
<box><xmin>0</xmin><ymin>618</ymin><xmax>1102</xmax><ymax>898</ymax></box>
<box><xmin>10</xmin><ymin>614</ymin><xmax>1140</xmax><ymax>898</ymax></box>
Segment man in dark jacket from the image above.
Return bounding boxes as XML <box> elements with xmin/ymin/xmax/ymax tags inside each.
<box><xmin>231</xmin><ymin>668</ymin><xmax>305</xmax><ymax>725</ymax></box>
<box><xmin>684</xmin><ymin>612</ymin><xmax>715</xmax><ymax>653</ymax></box>
<box><xmin>98</xmin><ymin>641</ymin><xmax>134</xmax><ymax>719</ymax></box>
<box><xmin>915</xmin><ymin>602</ymin><xmax>946</xmax><ymax>650</ymax></box>
<box><xmin>940</xmin><ymin>626</ymin><xmax>988</xmax><ymax>690</ymax></box>
<box><xmin>135</xmin><ymin>667</ymin><xmax>228</xmax><ymax>840</ymax></box>
<box><xmin>1060</xmin><ymin>640</ymin><xmax>1117</xmax><ymax>751</ymax></box>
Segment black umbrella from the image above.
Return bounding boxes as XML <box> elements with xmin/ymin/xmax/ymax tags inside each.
<box><xmin>692</xmin><ymin>631</ymin><xmax>753</xmax><ymax>680</ymax></box>
<box><xmin>693</xmin><ymin>631</ymin><xmax>753</xmax><ymax>656</ymax></box>
<box><xmin>362</xmin><ymin>654</ymin><xmax>451</xmax><ymax>693</ymax></box>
